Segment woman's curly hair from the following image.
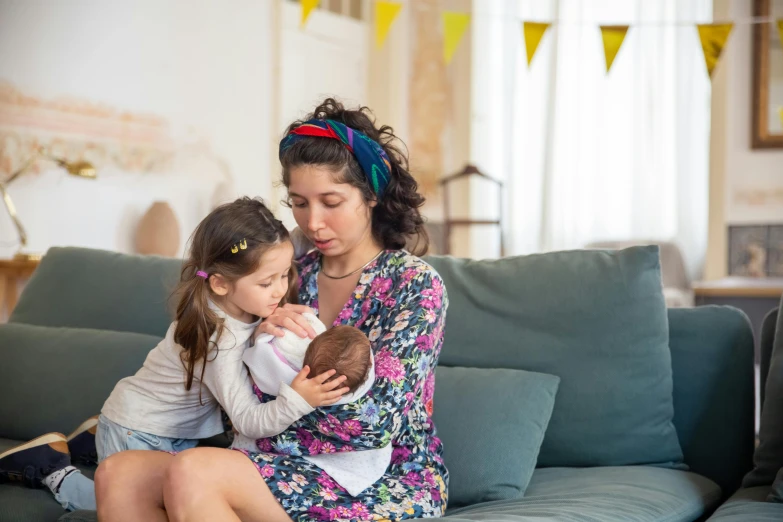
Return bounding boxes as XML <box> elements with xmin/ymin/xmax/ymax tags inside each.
<box><xmin>280</xmin><ymin>98</ymin><xmax>429</xmax><ymax>256</ymax></box>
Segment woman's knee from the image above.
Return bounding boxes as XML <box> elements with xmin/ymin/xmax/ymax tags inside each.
<box><xmin>164</xmin><ymin>448</ymin><xmax>213</xmax><ymax>503</ymax></box>
<box><xmin>94</xmin><ymin>452</ymin><xmax>126</xmax><ymax>495</ymax></box>
<box><xmin>95</xmin><ymin>450</ymin><xmax>172</xmax><ymax>509</ymax></box>
<box><xmin>165</xmin><ymin>448</ymin><xmax>204</xmax><ymax>483</ymax></box>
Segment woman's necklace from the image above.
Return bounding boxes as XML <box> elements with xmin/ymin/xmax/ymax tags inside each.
<box><xmin>321</xmin><ymin>249</ymin><xmax>385</xmax><ymax>280</ymax></box>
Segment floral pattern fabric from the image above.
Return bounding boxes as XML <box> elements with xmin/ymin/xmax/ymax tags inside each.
<box><xmin>237</xmin><ymin>250</ymin><xmax>449</xmax><ymax>521</ymax></box>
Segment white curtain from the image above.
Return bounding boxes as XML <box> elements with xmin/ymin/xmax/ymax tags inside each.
<box><xmin>469</xmin><ymin>0</ymin><xmax>712</xmax><ymax>278</ymax></box>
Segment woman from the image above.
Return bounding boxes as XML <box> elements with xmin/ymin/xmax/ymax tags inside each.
<box><xmin>95</xmin><ymin>99</ymin><xmax>448</xmax><ymax>521</ymax></box>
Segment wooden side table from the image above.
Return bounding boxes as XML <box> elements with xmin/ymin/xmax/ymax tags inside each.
<box><xmin>0</xmin><ymin>258</ymin><xmax>40</xmax><ymax>322</ymax></box>
<box><xmin>693</xmin><ymin>277</ymin><xmax>783</xmax><ymax>362</ymax></box>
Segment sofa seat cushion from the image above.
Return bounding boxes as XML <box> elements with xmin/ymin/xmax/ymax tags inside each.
<box><xmin>706</xmin><ymin>486</ymin><xmax>783</xmax><ymax>521</ymax></box>
<box><xmin>0</xmin><ymin>485</ymin><xmax>65</xmax><ymax>522</ymax></box>
<box><xmin>444</xmin><ymin>466</ymin><xmax>721</xmax><ymax>521</ymax></box>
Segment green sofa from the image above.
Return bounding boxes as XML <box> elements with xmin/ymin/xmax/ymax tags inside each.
<box><xmin>704</xmin><ymin>307</ymin><xmax>783</xmax><ymax>521</ymax></box>
<box><xmin>0</xmin><ymin>246</ymin><xmax>761</xmax><ymax>522</ymax></box>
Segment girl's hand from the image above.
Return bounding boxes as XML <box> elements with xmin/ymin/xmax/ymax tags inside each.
<box><xmin>253</xmin><ymin>304</ymin><xmax>317</xmax><ymax>342</ymax></box>
<box><xmin>291</xmin><ymin>367</ymin><xmax>350</xmax><ymax>408</ymax></box>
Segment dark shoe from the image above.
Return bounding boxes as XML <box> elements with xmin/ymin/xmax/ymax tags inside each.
<box><xmin>0</xmin><ymin>433</ymin><xmax>71</xmax><ymax>488</ymax></box>
<box><xmin>67</xmin><ymin>416</ymin><xmax>99</xmax><ymax>465</ymax></box>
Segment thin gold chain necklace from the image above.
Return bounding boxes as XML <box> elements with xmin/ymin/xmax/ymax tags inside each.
<box><xmin>321</xmin><ymin>250</ymin><xmax>384</xmax><ymax>280</ymax></box>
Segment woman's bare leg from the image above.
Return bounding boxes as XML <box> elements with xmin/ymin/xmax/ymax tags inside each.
<box><xmin>164</xmin><ymin>448</ymin><xmax>291</xmax><ymax>522</ymax></box>
<box><xmin>95</xmin><ymin>450</ymin><xmax>173</xmax><ymax>522</ymax></box>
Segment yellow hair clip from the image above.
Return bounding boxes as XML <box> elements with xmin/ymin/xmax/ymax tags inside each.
<box><xmin>230</xmin><ymin>238</ymin><xmax>248</xmax><ymax>254</ymax></box>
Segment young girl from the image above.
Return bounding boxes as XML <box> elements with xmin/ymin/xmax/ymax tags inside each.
<box><xmin>0</xmin><ymin>197</ymin><xmax>348</xmax><ymax>512</ymax></box>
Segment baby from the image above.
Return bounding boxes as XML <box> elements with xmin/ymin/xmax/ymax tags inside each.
<box><xmin>237</xmin><ymin>313</ymin><xmax>391</xmax><ymax>496</ymax></box>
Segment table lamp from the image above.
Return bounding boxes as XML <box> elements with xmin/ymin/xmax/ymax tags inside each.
<box><xmin>1</xmin><ymin>148</ymin><xmax>96</xmax><ymax>261</ymax></box>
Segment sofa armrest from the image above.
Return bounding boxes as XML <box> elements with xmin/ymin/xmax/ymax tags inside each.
<box><xmin>669</xmin><ymin>306</ymin><xmax>755</xmax><ymax>496</ymax></box>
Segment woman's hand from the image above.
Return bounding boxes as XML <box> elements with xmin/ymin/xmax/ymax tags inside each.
<box><xmin>290</xmin><ymin>367</ymin><xmax>350</xmax><ymax>407</ymax></box>
<box><xmin>254</xmin><ymin>304</ymin><xmax>317</xmax><ymax>342</ymax></box>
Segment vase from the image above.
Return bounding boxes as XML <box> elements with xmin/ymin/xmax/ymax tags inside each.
<box><xmin>135</xmin><ymin>201</ymin><xmax>180</xmax><ymax>257</ymax></box>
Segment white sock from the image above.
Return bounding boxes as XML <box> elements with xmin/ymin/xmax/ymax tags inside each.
<box><xmin>43</xmin><ymin>465</ymin><xmax>79</xmax><ymax>494</ymax></box>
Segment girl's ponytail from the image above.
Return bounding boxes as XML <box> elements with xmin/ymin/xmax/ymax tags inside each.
<box><xmin>174</xmin><ymin>263</ymin><xmax>224</xmax><ymax>395</ymax></box>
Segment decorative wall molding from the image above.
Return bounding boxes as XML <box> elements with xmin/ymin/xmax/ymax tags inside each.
<box><xmin>0</xmin><ymin>81</ymin><xmax>175</xmax><ymax>179</ymax></box>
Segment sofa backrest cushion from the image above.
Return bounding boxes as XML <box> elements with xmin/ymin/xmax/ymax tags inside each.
<box><xmin>12</xmin><ymin>247</ymin><xmax>180</xmax><ymax>337</ymax></box>
<box><xmin>0</xmin><ymin>323</ymin><xmax>160</xmax><ymax>440</ymax></box>
<box><xmin>425</xmin><ymin>247</ymin><xmax>684</xmax><ymax>468</ymax></box>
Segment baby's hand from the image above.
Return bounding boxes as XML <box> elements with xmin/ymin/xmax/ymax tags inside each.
<box><xmin>291</xmin><ymin>366</ymin><xmax>350</xmax><ymax>407</ymax></box>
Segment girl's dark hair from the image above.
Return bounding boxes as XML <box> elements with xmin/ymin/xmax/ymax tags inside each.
<box><xmin>280</xmin><ymin>98</ymin><xmax>429</xmax><ymax>256</ymax></box>
<box><xmin>173</xmin><ymin>197</ymin><xmax>295</xmax><ymax>396</ymax></box>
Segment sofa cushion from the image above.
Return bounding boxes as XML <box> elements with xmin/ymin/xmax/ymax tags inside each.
<box><xmin>433</xmin><ymin>366</ymin><xmax>559</xmax><ymax>507</ymax></box>
<box><xmin>0</xmin><ymin>485</ymin><xmax>67</xmax><ymax>522</ymax></box>
<box><xmin>11</xmin><ymin>247</ymin><xmax>180</xmax><ymax>337</ymax></box>
<box><xmin>745</xmin><ymin>302</ymin><xmax>783</xmax><ymax>488</ymax></box>
<box><xmin>444</xmin><ymin>466</ymin><xmax>721</xmax><ymax>522</ymax></box>
<box><xmin>427</xmin><ymin>247</ymin><xmax>684</xmax><ymax>468</ymax></box>
<box><xmin>706</xmin><ymin>486</ymin><xmax>783</xmax><ymax>521</ymax></box>
<box><xmin>771</xmin><ymin>467</ymin><xmax>783</xmax><ymax>502</ymax></box>
<box><xmin>0</xmin><ymin>324</ymin><xmax>160</xmax><ymax>441</ymax></box>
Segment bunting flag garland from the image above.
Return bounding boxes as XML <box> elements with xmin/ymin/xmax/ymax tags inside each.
<box><xmin>443</xmin><ymin>11</ymin><xmax>471</xmax><ymax>65</ymax></box>
<box><xmin>600</xmin><ymin>25</ymin><xmax>629</xmax><ymax>73</ymax></box>
<box><xmin>301</xmin><ymin>0</ymin><xmax>320</xmax><ymax>28</ymax></box>
<box><xmin>297</xmin><ymin>1</ymin><xmax>769</xmax><ymax>79</ymax></box>
<box><xmin>777</xmin><ymin>20</ymin><xmax>783</xmax><ymax>51</ymax></box>
<box><xmin>697</xmin><ymin>23</ymin><xmax>734</xmax><ymax>77</ymax></box>
<box><xmin>523</xmin><ymin>22</ymin><xmax>551</xmax><ymax>67</ymax></box>
<box><xmin>375</xmin><ymin>1</ymin><xmax>403</xmax><ymax>49</ymax></box>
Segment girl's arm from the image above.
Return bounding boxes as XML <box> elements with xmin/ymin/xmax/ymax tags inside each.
<box><xmin>201</xmin><ymin>352</ymin><xmax>315</xmax><ymax>439</ymax></box>
<box><xmin>258</xmin><ymin>267</ymin><xmax>446</xmax><ymax>453</ymax></box>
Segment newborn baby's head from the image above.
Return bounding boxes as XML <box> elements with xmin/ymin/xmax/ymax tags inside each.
<box><xmin>303</xmin><ymin>326</ymin><xmax>372</xmax><ymax>393</ymax></box>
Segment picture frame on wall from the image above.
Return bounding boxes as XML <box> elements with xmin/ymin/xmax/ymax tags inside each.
<box><xmin>728</xmin><ymin>224</ymin><xmax>783</xmax><ymax>277</ymax></box>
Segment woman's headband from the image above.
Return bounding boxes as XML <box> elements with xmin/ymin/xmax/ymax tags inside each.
<box><xmin>279</xmin><ymin>119</ymin><xmax>391</xmax><ymax>198</ymax></box>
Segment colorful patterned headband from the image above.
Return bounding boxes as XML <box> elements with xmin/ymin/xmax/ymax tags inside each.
<box><xmin>279</xmin><ymin>119</ymin><xmax>392</xmax><ymax>198</ymax></box>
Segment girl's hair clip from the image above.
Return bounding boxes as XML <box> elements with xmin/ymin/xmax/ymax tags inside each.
<box><xmin>231</xmin><ymin>238</ymin><xmax>248</xmax><ymax>254</ymax></box>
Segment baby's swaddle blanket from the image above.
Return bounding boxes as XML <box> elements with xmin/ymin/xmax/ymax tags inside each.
<box><xmin>239</xmin><ymin>313</ymin><xmax>391</xmax><ymax>496</ymax></box>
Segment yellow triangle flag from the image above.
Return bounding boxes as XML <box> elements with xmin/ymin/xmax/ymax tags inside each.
<box><xmin>301</xmin><ymin>0</ymin><xmax>320</xmax><ymax>28</ymax></box>
<box><xmin>375</xmin><ymin>1</ymin><xmax>403</xmax><ymax>49</ymax></box>
<box><xmin>696</xmin><ymin>23</ymin><xmax>733</xmax><ymax>77</ymax></box>
<box><xmin>523</xmin><ymin>22</ymin><xmax>551</xmax><ymax>67</ymax></box>
<box><xmin>777</xmin><ymin>20</ymin><xmax>783</xmax><ymax>51</ymax></box>
<box><xmin>599</xmin><ymin>25</ymin><xmax>629</xmax><ymax>73</ymax></box>
<box><xmin>443</xmin><ymin>11</ymin><xmax>470</xmax><ymax>65</ymax></box>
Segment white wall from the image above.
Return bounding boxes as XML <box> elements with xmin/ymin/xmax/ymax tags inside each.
<box><xmin>706</xmin><ymin>0</ymin><xmax>783</xmax><ymax>278</ymax></box>
<box><xmin>272</xmin><ymin>2</ymin><xmax>369</xmax><ymax>230</ymax></box>
<box><xmin>0</xmin><ymin>0</ymin><xmax>274</xmax><ymax>258</ymax></box>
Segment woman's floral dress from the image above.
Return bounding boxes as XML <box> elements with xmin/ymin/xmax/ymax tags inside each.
<box><xmin>237</xmin><ymin>249</ymin><xmax>449</xmax><ymax>521</ymax></box>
